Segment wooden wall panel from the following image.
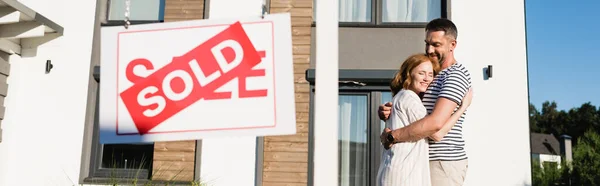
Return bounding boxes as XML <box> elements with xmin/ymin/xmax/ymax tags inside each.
<box><xmin>263</xmin><ymin>0</ymin><xmax>313</xmax><ymax>185</ymax></box>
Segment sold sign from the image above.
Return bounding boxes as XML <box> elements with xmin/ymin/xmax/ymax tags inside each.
<box><xmin>119</xmin><ymin>22</ymin><xmax>267</xmax><ymax>134</ymax></box>
<box><xmin>100</xmin><ymin>13</ymin><xmax>295</xmax><ymax>144</ymax></box>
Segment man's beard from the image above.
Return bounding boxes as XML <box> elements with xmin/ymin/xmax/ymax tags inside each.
<box><xmin>429</xmin><ymin>53</ymin><xmax>443</xmax><ymax>65</ymax></box>
<box><xmin>438</xmin><ymin>54</ymin><xmax>445</xmax><ymax>65</ymax></box>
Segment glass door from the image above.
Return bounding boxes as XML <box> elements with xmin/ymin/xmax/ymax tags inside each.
<box><xmin>338</xmin><ymin>93</ymin><xmax>369</xmax><ymax>186</ymax></box>
<box><xmin>337</xmin><ymin>90</ymin><xmax>392</xmax><ymax>186</ymax></box>
<box><xmin>310</xmin><ymin>87</ymin><xmax>393</xmax><ymax>186</ymax></box>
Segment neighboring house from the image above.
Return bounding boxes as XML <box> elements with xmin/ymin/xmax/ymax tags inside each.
<box><xmin>0</xmin><ymin>0</ymin><xmax>533</xmax><ymax>186</ymax></box>
<box><xmin>530</xmin><ymin>133</ymin><xmax>573</xmax><ymax>168</ymax></box>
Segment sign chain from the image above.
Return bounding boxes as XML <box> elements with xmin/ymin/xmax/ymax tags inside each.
<box><xmin>124</xmin><ymin>0</ymin><xmax>131</xmax><ymax>29</ymax></box>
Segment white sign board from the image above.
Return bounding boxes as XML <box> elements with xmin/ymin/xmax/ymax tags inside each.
<box><xmin>99</xmin><ymin>13</ymin><xmax>296</xmax><ymax>144</ymax></box>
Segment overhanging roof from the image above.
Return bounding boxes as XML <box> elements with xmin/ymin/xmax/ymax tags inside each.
<box><xmin>0</xmin><ymin>0</ymin><xmax>63</xmax><ymax>56</ymax></box>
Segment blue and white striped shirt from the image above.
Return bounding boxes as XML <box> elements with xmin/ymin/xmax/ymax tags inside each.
<box><xmin>423</xmin><ymin>63</ymin><xmax>472</xmax><ymax>161</ymax></box>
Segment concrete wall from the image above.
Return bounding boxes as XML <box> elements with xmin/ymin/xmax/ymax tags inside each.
<box><xmin>310</xmin><ymin>27</ymin><xmax>426</xmax><ymax>70</ymax></box>
<box><xmin>451</xmin><ymin>0</ymin><xmax>532</xmax><ymax>185</ymax></box>
<box><xmin>0</xmin><ymin>0</ymin><xmax>97</xmax><ymax>185</ymax></box>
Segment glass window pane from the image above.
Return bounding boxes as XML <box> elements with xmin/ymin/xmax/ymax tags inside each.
<box><xmin>338</xmin><ymin>95</ymin><xmax>368</xmax><ymax>186</ymax></box>
<box><xmin>108</xmin><ymin>0</ymin><xmax>164</xmax><ymax>21</ymax></box>
<box><xmin>380</xmin><ymin>92</ymin><xmax>393</xmax><ymax>133</ymax></box>
<box><xmin>314</xmin><ymin>0</ymin><xmax>372</xmax><ymax>23</ymax></box>
<box><xmin>381</xmin><ymin>0</ymin><xmax>441</xmax><ymax>23</ymax></box>
<box><xmin>339</xmin><ymin>0</ymin><xmax>371</xmax><ymax>22</ymax></box>
<box><xmin>101</xmin><ymin>144</ymin><xmax>154</xmax><ymax>170</ymax></box>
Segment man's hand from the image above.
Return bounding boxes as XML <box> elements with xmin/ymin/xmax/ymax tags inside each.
<box><xmin>378</xmin><ymin>102</ymin><xmax>392</xmax><ymax>121</ymax></box>
<box><xmin>380</xmin><ymin>128</ymin><xmax>393</xmax><ymax>150</ymax></box>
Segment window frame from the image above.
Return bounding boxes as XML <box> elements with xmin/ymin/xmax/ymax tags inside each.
<box><xmin>312</xmin><ymin>0</ymin><xmax>448</xmax><ymax>28</ymax></box>
<box><xmin>101</xmin><ymin>20</ymin><xmax>165</xmax><ymax>27</ymax></box>
<box><xmin>306</xmin><ymin>69</ymin><xmax>397</xmax><ymax>186</ymax></box>
<box><xmin>337</xmin><ymin>91</ymin><xmax>372</xmax><ymax>186</ymax></box>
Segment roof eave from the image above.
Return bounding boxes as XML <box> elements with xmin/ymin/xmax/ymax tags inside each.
<box><xmin>0</xmin><ymin>0</ymin><xmax>64</xmax><ymax>56</ymax></box>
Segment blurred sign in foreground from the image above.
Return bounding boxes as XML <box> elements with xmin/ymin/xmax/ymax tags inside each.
<box><xmin>99</xmin><ymin>13</ymin><xmax>296</xmax><ymax>144</ymax></box>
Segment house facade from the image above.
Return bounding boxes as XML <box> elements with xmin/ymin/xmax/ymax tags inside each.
<box><xmin>530</xmin><ymin>133</ymin><xmax>573</xmax><ymax>169</ymax></box>
<box><xmin>0</xmin><ymin>0</ymin><xmax>533</xmax><ymax>186</ymax></box>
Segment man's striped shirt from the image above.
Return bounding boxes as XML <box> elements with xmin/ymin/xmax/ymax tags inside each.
<box><xmin>423</xmin><ymin>63</ymin><xmax>471</xmax><ymax>161</ymax></box>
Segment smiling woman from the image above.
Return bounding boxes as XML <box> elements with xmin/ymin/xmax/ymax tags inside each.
<box><xmin>377</xmin><ymin>53</ymin><xmax>438</xmax><ymax>186</ymax></box>
<box><xmin>390</xmin><ymin>53</ymin><xmax>439</xmax><ymax>97</ymax></box>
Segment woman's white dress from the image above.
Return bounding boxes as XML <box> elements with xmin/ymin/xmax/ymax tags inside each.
<box><xmin>376</xmin><ymin>89</ymin><xmax>431</xmax><ymax>186</ymax></box>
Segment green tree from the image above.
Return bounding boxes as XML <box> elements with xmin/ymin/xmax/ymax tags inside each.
<box><xmin>529</xmin><ymin>101</ymin><xmax>600</xmax><ymax>186</ymax></box>
<box><xmin>537</xmin><ymin>101</ymin><xmax>569</xmax><ymax>136</ymax></box>
<box><xmin>571</xmin><ymin>130</ymin><xmax>600</xmax><ymax>185</ymax></box>
<box><xmin>532</xmin><ymin>160</ymin><xmax>571</xmax><ymax>186</ymax></box>
<box><xmin>565</xmin><ymin>103</ymin><xmax>599</xmax><ymax>145</ymax></box>
<box><xmin>596</xmin><ymin>108</ymin><xmax>600</xmax><ymax>132</ymax></box>
<box><xmin>530</xmin><ymin>103</ymin><xmax>542</xmax><ymax>133</ymax></box>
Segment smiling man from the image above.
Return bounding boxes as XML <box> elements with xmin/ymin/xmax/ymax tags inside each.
<box><xmin>378</xmin><ymin>18</ymin><xmax>473</xmax><ymax>186</ymax></box>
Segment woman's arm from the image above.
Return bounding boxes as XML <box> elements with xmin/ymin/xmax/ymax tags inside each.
<box><xmin>429</xmin><ymin>88</ymin><xmax>473</xmax><ymax>142</ymax></box>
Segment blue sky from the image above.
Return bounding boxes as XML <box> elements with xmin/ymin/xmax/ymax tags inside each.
<box><xmin>526</xmin><ymin>0</ymin><xmax>600</xmax><ymax>111</ymax></box>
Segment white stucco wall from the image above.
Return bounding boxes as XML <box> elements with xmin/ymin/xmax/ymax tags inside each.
<box><xmin>539</xmin><ymin>154</ymin><xmax>561</xmax><ymax>163</ymax></box>
<box><xmin>0</xmin><ymin>0</ymin><xmax>97</xmax><ymax>185</ymax></box>
<box><xmin>451</xmin><ymin>0</ymin><xmax>532</xmax><ymax>185</ymax></box>
<box><xmin>531</xmin><ymin>154</ymin><xmax>561</xmax><ymax>168</ymax></box>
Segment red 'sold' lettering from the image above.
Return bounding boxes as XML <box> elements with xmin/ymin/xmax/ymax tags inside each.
<box><xmin>119</xmin><ymin>22</ymin><xmax>265</xmax><ymax>135</ymax></box>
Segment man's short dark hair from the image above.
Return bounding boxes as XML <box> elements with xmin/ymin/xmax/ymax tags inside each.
<box><xmin>426</xmin><ymin>18</ymin><xmax>458</xmax><ymax>40</ymax></box>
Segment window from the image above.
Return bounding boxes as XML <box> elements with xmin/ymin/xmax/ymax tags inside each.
<box><xmin>379</xmin><ymin>0</ymin><xmax>442</xmax><ymax>23</ymax></box>
<box><xmin>89</xmin><ymin>86</ymin><xmax>155</xmax><ymax>180</ymax></box>
<box><xmin>104</xmin><ymin>0</ymin><xmax>165</xmax><ymax>25</ymax></box>
<box><xmin>313</xmin><ymin>0</ymin><xmax>447</xmax><ymax>27</ymax></box>
<box><xmin>87</xmin><ymin>1</ymin><xmax>168</xmax><ymax>180</ymax></box>
<box><xmin>307</xmin><ymin>69</ymin><xmax>396</xmax><ymax>186</ymax></box>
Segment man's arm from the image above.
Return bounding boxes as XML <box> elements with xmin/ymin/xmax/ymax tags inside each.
<box><xmin>429</xmin><ymin>88</ymin><xmax>473</xmax><ymax>141</ymax></box>
<box><xmin>389</xmin><ymin>97</ymin><xmax>458</xmax><ymax>143</ymax></box>
<box><xmin>429</xmin><ymin>107</ymin><xmax>464</xmax><ymax>141</ymax></box>
<box><xmin>388</xmin><ymin>67</ymin><xmax>471</xmax><ymax>143</ymax></box>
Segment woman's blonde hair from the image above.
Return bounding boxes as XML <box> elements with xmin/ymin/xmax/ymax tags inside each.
<box><xmin>390</xmin><ymin>53</ymin><xmax>440</xmax><ymax>96</ymax></box>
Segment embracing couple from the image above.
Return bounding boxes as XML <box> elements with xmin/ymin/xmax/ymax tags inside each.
<box><xmin>376</xmin><ymin>18</ymin><xmax>473</xmax><ymax>186</ymax></box>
